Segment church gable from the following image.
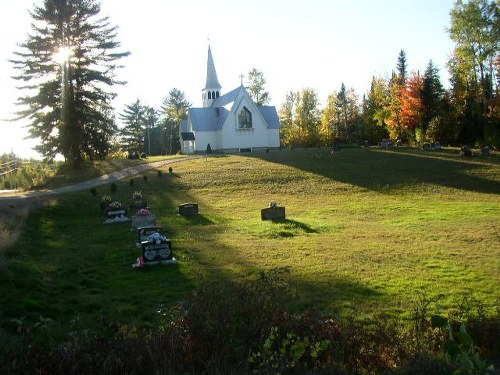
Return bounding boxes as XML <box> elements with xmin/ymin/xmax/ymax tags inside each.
<box><xmin>180</xmin><ymin>46</ymin><xmax>281</xmax><ymax>154</ymax></box>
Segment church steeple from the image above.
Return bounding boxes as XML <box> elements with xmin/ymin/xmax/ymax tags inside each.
<box><xmin>202</xmin><ymin>45</ymin><xmax>221</xmax><ymax>107</ymax></box>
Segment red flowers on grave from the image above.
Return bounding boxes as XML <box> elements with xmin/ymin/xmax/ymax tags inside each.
<box><xmin>137</xmin><ymin>208</ymin><xmax>151</xmax><ymax>216</ymax></box>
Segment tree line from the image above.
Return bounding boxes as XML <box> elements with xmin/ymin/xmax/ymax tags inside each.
<box><xmin>10</xmin><ymin>0</ymin><xmax>499</xmax><ymax>165</ymax></box>
<box><xmin>279</xmin><ymin>0</ymin><xmax>499</xmax><ymax>148</ymax></box>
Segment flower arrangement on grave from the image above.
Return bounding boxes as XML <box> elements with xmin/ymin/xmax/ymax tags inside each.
<box><xmin>269</xmin><ymin>200</ymin><xmax>278</xmax><ymax>208</ymax></box>
<box><xmin>100</xmin><ymin>195</ymin><xmax>112</xmax><ymax>210</ymax></box>
<box><xmin>148</xmin><ymin>232</ymin><xmax>167</xmax><ymax>244</ymax></box>
<box><xmin>130</xmin><ymin>190</ymin><xmax>147</xmax><ymax>209</ymax></box>
<box><xmin>108</xmin><ymin>201</ymin><xmax>123</xmax><ymax>210</ymax></box>
<box><xmin>136</xmin><ymin>208</ymin><xmax>151</xmax><ymax>216</ymax></box>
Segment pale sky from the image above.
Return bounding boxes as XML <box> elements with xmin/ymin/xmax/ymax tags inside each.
<box><xmin>0</xmin><ymin>0</ymin><xmax>456</xmax><ymax>159</ymax></box>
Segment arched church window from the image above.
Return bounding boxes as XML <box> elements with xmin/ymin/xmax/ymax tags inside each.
<box><xmin>216</xmin><ymin>91</ymin><xmax>220</xmax><ymax>98</ymax></box>
<box><xmin>212</xmin><ymin>91</ymin><xmax>215</xmax><ymax>99</ymax></box>
<box><xmin>238</xmin><ymin>107</ymin><xmax>252</xmax><ymax>129</ymax></box>
<box><xmin>208</xmin><ymin>91</ymin><xmax>212</xmax><ymax>100</ymax></box>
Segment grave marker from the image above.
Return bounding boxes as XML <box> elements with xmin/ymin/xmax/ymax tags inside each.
<box><xmin>179</xmin><ymin>203</ymin><xmax>199</xmax><ymax>216</ymax></box>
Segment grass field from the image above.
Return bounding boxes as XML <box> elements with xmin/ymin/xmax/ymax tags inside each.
<box><xmin>0</xmin><ymin>147</ymin><xmax>499</xmax><ymax>335</ymax></box>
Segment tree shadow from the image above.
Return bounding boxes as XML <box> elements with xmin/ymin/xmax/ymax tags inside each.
<box><xmin>246</xmin><ymin>148</ymin><xmax>500</xmax><ymax>195</ymax></box>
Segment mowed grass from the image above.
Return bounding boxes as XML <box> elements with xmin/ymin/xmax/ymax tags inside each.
<box><xmin>0</xmin><ymin>147</ymin><xmax>499</xmax><ymax>334</ymax></box>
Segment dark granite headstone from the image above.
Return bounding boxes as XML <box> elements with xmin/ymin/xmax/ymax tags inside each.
<box><xmin>106</xmin><ymin>208</ymin><xmax>127</xmax><ymax>219</ymax></box>
<box><xmin>179</xmin><ymin>203</ymin><xmax>199</xmax><ymax>216</ymax></box>
<box><xmin>261</xmin><ymin>207</ymin><xmax>286</xmax><ymax>221</ymax></box>
<box><xmin>141</xmin><ymin>239</ymin><xmax>173</xmax><ymax>264</ymax></box>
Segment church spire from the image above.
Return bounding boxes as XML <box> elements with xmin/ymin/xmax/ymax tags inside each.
<box><xmin>202</xmin><ymin>45</ymin><xmax>221</xmax><ymax>107</ymax></box>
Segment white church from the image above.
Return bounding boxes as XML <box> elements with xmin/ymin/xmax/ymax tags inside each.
<box><xmin>180</xmin><ymin>46</ymin><xmax>281</xmax><ymax>154</ymax></box>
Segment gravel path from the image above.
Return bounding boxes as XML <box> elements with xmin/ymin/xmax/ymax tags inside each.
<box><xmin>0</xmin><ymin>157</ymin><xmax>199</xmax><ymax>201</ymax></box>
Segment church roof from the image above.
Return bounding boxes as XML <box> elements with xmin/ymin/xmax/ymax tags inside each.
<box><xmin>189</xmin><ymin>85</ymin><xmax>280</xmax><ymax>132</ymax></box>
<box><xmin>204</xmin><ymin>46</ymin><xmax>222</xmax><ymax>90</ymax></box>
<box><xmin>211</xmin><ymin>86</ymin><xmax>243</xmax><ymax>108</ymax></box>
<box><xmin>189</xmin><ymin>107</ymin><xmax>229</xmax><ymax>132</ymax></box>
<box><xmin>257</xmin><ymin>106</ymin><xmax>281</xmax><ymax>129</ymax></box>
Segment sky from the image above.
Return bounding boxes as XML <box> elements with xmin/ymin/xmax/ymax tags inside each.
<box><xmin>0</xmin><ymin>0</ymin><xmax>457</xmax><ymax>159</ymax></box>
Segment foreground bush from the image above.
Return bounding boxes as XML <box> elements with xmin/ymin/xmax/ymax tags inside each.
<box><xmin>1</xmin><ymin>268</ymin><xmax>498</xmax><ymax>374</ymax></box>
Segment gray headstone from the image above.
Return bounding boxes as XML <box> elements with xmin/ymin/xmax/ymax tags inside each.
<box><xmin>261</xmin><ymin>206</ymin><xmax>286</xmax><ymax>221</ymax></box>
<box><xmin>131</xmin><ymin>214</ymin><xmax>157</xmax><ymax>230</ymax></box>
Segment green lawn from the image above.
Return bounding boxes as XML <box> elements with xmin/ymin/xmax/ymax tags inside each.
<box><xmin>1</xmin><ymin>147</ymin><xmax>499</xmax><ymax>334</ymax></box>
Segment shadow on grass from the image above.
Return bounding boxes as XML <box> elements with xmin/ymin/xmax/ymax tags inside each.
<box><xmin>180</xmin><ymin>214</ymin><xmax>215</xmax><ymax>226</ymax></box>
<box><xmin>271</xmin><ymin>218</ymin><xmax>318</xmax><ymax>233</ymax></box>
<box><xmin>290</xmin><ymin>275</ymin><xmax>383</xmax><ymax>314</ymax></box>
<box><xmin>246</xmin><ymin>148</ymin><xmax>500</xmax><ymax>195</ymax></box>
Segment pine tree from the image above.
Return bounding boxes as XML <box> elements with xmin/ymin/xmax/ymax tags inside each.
<box><xmin>422</xmin><ymin>60</ymin><xmax>445</xmax><ymax>130</ymax></box>
<box><xmin>10</xmin><ymin>0</ymin><xmax>129</xmax><ymax>163</ymax></box>
<box><xmin>119</xmin><ymin>99</ymin><xmax>146</xmax><ymax>155</ymax></box>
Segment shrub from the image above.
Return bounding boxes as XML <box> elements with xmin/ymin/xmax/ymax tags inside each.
<box><xmin>157</xmin><ymin>170</ymin><xmax>162</xmax><ymax>178</ymax></box>
<box><xmin>110</xmin><ymin>182</ymin><xmax>117</xmax><ymax>192</ymax></box>
<box><xmin>129</xmin><ymin>178</ymin><xmax>134</xmax><ymax>187</ymax></box>
<box><xmin>140</xmin><ymin>152</ymin><xmax>147</xmax><ymax>159</ymax></box>
<box><xmin>143</xmin><ymin>175</ymin><xmax>148</xmax><ymax>182</ymax></box>
<box><xmin>168</xmin><ymin>166</ymin><xmax>173</xmax><ymax>174</ymax></box>
<box><xmin>90</xmin><ymin>188</ymin><xmax>97</xmax><ymax>197</ymax></box>
<box><xmin>206</xmin><ymin>143</ymin><xmax>212</xmax><ymax>154</ymax></box>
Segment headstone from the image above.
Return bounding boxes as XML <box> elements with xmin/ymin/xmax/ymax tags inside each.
<box><xmin>481</xmin><ymin>146</ymin><xmax>490</xmax><ymax>156</ymax></box>
<box><xmin>104</xmin><ymin>206</ymin><xmax>129</xmax><ymax>223</ymax></box>
<box><xmin>141</xmin><ymin>232</ymin><xmax>176</xmax><ymax>265</ymax></box>
<box><xmin>433</xmin><ymin>142</ymin><xmax>441</xmax><ymax>150</ymax></box>
<box><xmin>179</xmin><ymin>203</ymin><xmax>199</xmax><ymax>216</ymax></box>
<box><xmin>130</xmin><ymin>199</ymin><xmax>147</xmax><ymax>209</ymax></box>
<box><xmin>131</xmin><ymin>213</ymin><xmax>157</xmax><ymax>230</ymax></box>
<box><xmin>422</xmin><ymin>143</ymin><xmax>432</xmax><ymax>151</ymax></box>
<box><xmin>136</xmin><ymin>226</ymin><xmax>164</xmax><ymax>247</ymax></box>
<box><xmin>460</xmin><ymin>145</ymin><xmax>472</xmax><ymax>157</ymax></box>
<box><xmin>379</xmin><ymin>140</ymin><xmax>393</xmax><ymax>149</ymax></box>
<box><xmin>261</xmin><ymin>206</ymin><xmax>286</xmax><ymax>221</ymax></box>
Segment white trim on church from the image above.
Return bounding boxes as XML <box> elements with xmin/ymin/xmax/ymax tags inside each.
<box><xmin>180</xmin><ymin>46</ymin><xmax>280</xmax><ymax>154</ymax></box>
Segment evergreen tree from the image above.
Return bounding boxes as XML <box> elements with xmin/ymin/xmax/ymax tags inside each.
<box><xmin>161</xmin><ymin>88</ymin><xmax>191</xmax><ymax>154</ymax></box>
<box><xmin>143</xmin><ymin>106</ymin><xmax>159</xmax><ymax>155</ymax></box>
<box><xmin>10</xmin><ymin>0</ymin><xmax>129</xmax><ymax>163</ymax></box>
<box><xmin>334</xmin><ymin>83</ymin><xmax>360</xmax><ymax>143</ymax></box>
<box><xmin>422</xmin><ymin>60</ymin><xmax>446</xmax><ymax>129</ymax></box>
<box><xmin>397</xmin><ymin>49</ymin><xmax>408</xmax><ymax>84</ymax></box>
<box><xmin>119</xmin><ymin>99</ymin><xmax>146</xmax><ymax>155</ymax></box>
<box><xmin>246</xmin><ymin>68</ymin><xmax>270</xmax><ymax>105</ymax></box>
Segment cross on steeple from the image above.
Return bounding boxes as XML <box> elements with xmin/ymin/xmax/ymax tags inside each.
<box><xmin>239</xmin><ymin>73</ymin><xmax>244</xmax><ymax>86</ymax></box>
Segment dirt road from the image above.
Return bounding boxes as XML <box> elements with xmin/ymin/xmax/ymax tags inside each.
<box><xmin>0</xmin><ymin>157</ymin><xmax>198</xmax><ymax>201</ymax></box>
